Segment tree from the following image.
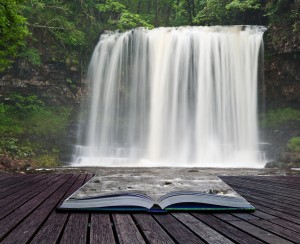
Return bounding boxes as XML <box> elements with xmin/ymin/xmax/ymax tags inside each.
<box><xmin>0</xmin><ymin>0</ymin><xmax>29</xmax><ymax>72</ymax></box>
<box><xmin>193</xmin><ymin>0</ymin><xmax>262</xmax><ymax>26</ymax></box>
<box><xmin>193</xmin><ymin>0</ymin><xmax>229</xmax><ymax>25</ymax></box>
<box><xmin>97</xmin><ymin>0</ymin><xmax>153</xmax><ymax>30</ymax></box>
<box><xmin>21</xmin><ymin>0</ymin><xmax>86</xmax><ymax>66</ymax></box>
<box><xmin>226</xmin><ymin>0</ymin><xmax>261</xmax><ymax>24</ymax></box>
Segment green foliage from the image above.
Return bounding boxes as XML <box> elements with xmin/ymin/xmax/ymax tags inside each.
<box><xmin>8</xmin><ymin>93</ymin><xmax>44</xmax><ymax>116</ymax></box>
<box><xmin>0</xmin><ymin>0</ymin><xmax>29</xmax><ymax>72</ymax></box>
<box><xmin>19</xmin><ymin>48</ymin><xmax>41</xmax><ymax>66</ymax></box>
<box><xmin>0</xmin><ymin>94</ymin><xmax>72</xmax><ymax>165</ymax></box>
<box><xmin>171</xmin><ymin>1</ymin><xmax>190</xmax><ymax>26</ymax></box>
<box><xmin>97</xmin><ymin>0</ymin><xmax>153</xmax><ymax>30</ymax></box>
<box><xmin>226</xmin><ymin>0</ymin><xmax>260</xmax><ymax>11</ymax></box>
<box><xmin>0</xmin><ymin>0</ymin><xmax>296</xmax><ymax>75</ymax></box>
<box><xmin>260</xmin><ymin>108</ymin><xmax>300</xmax><ymax>128</ymax></box>
<box><xmin>22</xmin><ymin>107</ymin><xmax>71</xmax><ymax>137</ymax></box>
<box><xmin>286</xmin><ymin>137</ymin><xmax>300</xmax><ymax>153</ymax></box>
<box><xmin>193</xmin><ymin>0</ymin><xmax>262</xmax><ymax>25</ymax></box>
<box><xmin>0</xmin><ymin>94</ymin><xmax>72</xmax><ymax>137</ymax></box>
<box><xmin>194</xmin><ymin>0</ymin><xmax>229</xmax><ymax>25</ymax></box>
<box><xmin>0</xmin><ymin>103</ymin><xmax>23</xmax><ymax>134</ymax></box>
<box><xmin>0</xmin><ymin>137</ymin><xmax>35</xmax><ymax>158</ymax></box>
<box><xmin>97</xmin><ymin>0</ymin><xmax>125</xmax><ymax>14</ymax></box>
<box><xmin>119</xmin><ymin>11</ymin><xmax>154</xmax><ymax>29</ymax></box>
<box><xmin>20</xmin><ymin>0</ymin><xmax>87</xmax><ymax>66</ymax></box>
<box><xmin>31</xmin><ymin>154</ymin><xmax>60</xmax><ymax>167</ymax></box>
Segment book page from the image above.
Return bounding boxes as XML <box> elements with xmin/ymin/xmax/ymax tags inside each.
<box><xmin>70</xmin><ymin>169</ymin><xmax>242</xmax><ymax>202</ymax></box>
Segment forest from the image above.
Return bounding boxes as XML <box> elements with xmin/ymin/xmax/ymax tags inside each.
<box><xmin>1</xmin><ymin>0</ymin><xmax>299</xmax><ymax>73</ymax></box>
<box><xmin>0</xmin><ymin>0</ymin><xmax>299</xmax><ymax>170</ymax></box>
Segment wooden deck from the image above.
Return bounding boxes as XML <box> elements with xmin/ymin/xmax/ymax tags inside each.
<box><xmin>0</xmin><ymin>173</ymin><xmax>300</xmax><ymax>244</ymax></box>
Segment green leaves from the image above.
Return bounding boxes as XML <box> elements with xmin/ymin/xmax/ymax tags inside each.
<box><xmin>194</xmin><ymin>0</ymin><xmax>229</xmax><ymax>25</ymax></box>
<box><xmin>0</xmin><ymin>94</ymin><xmax>72</xmax><ymax>163</ymax></box>
<box><xmin>97</xmin><ymin>0</ymin><xmax>153</xmax><ymax>30</ymax></box>
<box><xmin>19</xmin><ymin>48</ymin><xmax>41</xmax><ymax>66</ymax></box>
<box><xmin>260</xmin><ymin>108</ymin><xmax>300</xmax><ymax>128</ymax></box>
<box><xmin>97</xmin><ymin>0</ymin><xmax>126</xmax><ymax>14</ymax></box>
<box><xmin>226</xmin><ymin>0</ymin><xmax>260</xmax><ymax>11</ymax></box>
<box><xmin>193</xmin><ymin>0</ymin><xmax>262</xmax><ymax>25</ymax></box>
<box><xmin>22</xmin><ymin>0</ymin><xmax>86</xmax><ymax>64</ymax></box>
<box><xmin>287</xmin><ymin>137</ymin><xmax>300</xmax><ymax>153</ymax></box>
<box><xmin>0</xmin><ymin>0</ymin><xmax>295</xmax><ymax>73</ymax></box>
<box><xmin>118</xmin><ymin>11</ymin><xmax>154</xmax><ymax>29</ymax></box>
<box><xmin>0</xmin><ymin>0</ymin><xmax>29</xmax><ymax>72</ymax></box>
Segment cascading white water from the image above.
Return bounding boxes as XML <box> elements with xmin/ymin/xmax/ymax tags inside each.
<box><xmin>73</xmin><ymin>26</ymin><xmax>266</xmax><ymax>168</ymax></box>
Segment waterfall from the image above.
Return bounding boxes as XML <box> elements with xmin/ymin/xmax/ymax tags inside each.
<box><xmin>73</xmin><ymin>26</ymin><xmax>266</xmax><ymax>168</ymax></box>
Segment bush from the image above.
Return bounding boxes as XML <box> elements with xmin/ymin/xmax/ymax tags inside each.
<box><xmin>0</xmin><ymin>103</ymin><xmax>23</xmax><ymax>134</ymax></box>
<box><xmin>20</xmin><ymin>107</ymin><xmax>71</xmax><ymax>137</ymax></box>
<box><xmin>287</xmin><ymin>137</ymin><xmax>300</xmax><ymax>153</ymax></box>
<box><xmin>1</xmin><ymin>94</ymin><xmax>72</xmax><ymax>137</ymax></box>
<box><xmin>0</xmin><ymin>138</ymin><xmax>35</xmax><ymax>158</ymax></box>
<box><xmin>0</xmin><ymin>93</ymin><xmax>73</xmax><ymax>167</ymax></box>
<box><xmin>31</xmin><ymin>155</ymin><xmax>61</xmax><ymax>167</ymax></box>
<box><xmin>260</xmin><ymin>108</ymin><xmax>300</xmax><ymax>128</ymax></box>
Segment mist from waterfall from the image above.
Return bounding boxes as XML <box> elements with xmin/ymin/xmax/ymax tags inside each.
<box><xmin>73</xmin><ymin>26</ymin><xmax>266</xmax><ymax>168</ymax></box>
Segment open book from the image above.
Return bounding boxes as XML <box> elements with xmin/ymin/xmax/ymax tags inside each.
<box><xmin>58</xmin><ymin>173</ymin><xmax>255</xmax><ymax>212</ymax></box>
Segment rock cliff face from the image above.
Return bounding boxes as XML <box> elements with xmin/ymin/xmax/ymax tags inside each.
<box><xmin>264</xmin><ymin>54</ymin><xmax>300</xmax><ymax>108</ymax></box>
<box><xmin>263</xmin><ymin>7</ymin><xmax>300</xmax><ymax>109</ymax></box>
<box><xmin>0</xmin><ymin>60</ymin><xmax>83</xmax><ymax>105</ymax></box>
<box><xmin>262</xmin><ymin>15</ymin><xmax>300</xmax><ymax>167</ymax></box>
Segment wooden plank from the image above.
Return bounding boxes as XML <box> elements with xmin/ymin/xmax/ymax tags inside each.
<box><xmin>239</xmin><ymin>194</ymin><xmax>300</xmax><ymax>219</ymax></box>
<box><xmin>30</xmin><ymin>174</ymin><xmax>90</xmax><ymax>244</ymax></box>
<box><xmin>60</xmin><ymin>175</ymin><xmax>93</xmax><ymax>244</ymax></box>
<box><xmin>247</xmin><ymin>176</ymin><xmax>300</xmax><ymax>187</ymax></box>
<box><xmin>0</xmin><ymin>174</ymin><xmax>60</xmax><ymax>209</ymax></box>
<box><xmin>0</xmin><ymin>173</ymin><xmax>14</xmax><ymax>180</ymax></box>
<box><xmin>223</xmin><ymin>178</ymin><xmax>300</xmax><ymax>225</ymax></box>
<box><xmin>229</xmin><ymin>213</ymin><xmax>260</xmax><ymax>221</ymax></box>
<box><xmin>222</xmin><ymin>176</ymin><xmax>300</xmax><ymax>191</ymax></box>
<box><xmin>226</xmin><ymin>184</ymin><xmax>300</xmax><ymax>207</ymax></box>
<box><xmin>0</xmin><ymin>174</ymin><xmax>299</xmax><ymax>244</ymax></box>
<box><xmin>248</xmin><ymin>202</ymin><xmax>300</xmax><ymax>225</ymax></box>
<box><xmin>192</xmin><ymin>213</ymin><xmax>264</xmax><ymax>244</ymax></box>
<box><xmin>90</xmin><ymin>214</ymin><xmax>116</xmax><ymax>244</ymax></box>
<box><xmin>0</xmin><ymin>173</ymin><xmax>26</xmax><ymax>183</ymax></box>
<box><xmin>172</xmin><ymin>213</ymin><xmax>234</xmax><ymax>244</ymax></box>
<box><xmin>249</xmin><ymin>219</ymin><xmax>300</xmax><ymax>242</ymax></box>
<box><xmin>60</xmin><ymin>213</ymin><xmax>89</xmax><ymax>244</ymax></box>
<box><xmin>250</xmin><ymin>210</ymin><xmax>277</xmax><ymax>220</ymax></box>
<box><xmin>223</xmin><ymin>181</ymin><xmax>300</xmax><ymax>205</ymax></box>
<box><xmin>112</xmin><ymin>214</ymin><xmax>146</xmax><ymax>244</ymax></box>
<box><xmin>132</xmin><ymin>213</ymin><xmax>175</xmax><ymax>244</ymax></box>
<box><xmin>222</xmin><ymin>178</ymin><xmax>300</xmax><ymax>201</ymax></box>
<box><xmin>0</xmin><ymin>174</ymin><xmax>72</xmax><ymax>241</ymax></box>
<box><xmin>271</xmin><ymin>176</ymin><xmax>300</xmax><ymax>183</ymax></box>
<box><xmin>0</xmin><ymin>174</ymin><xmax>62</xmax><ymax>220</ymax></box>
<box><xmin>0</xmin><ymin>174</ymin><xmax>44</xmax><ymax>193</ymax></box>
<box><xmin>269</xmin><ymin>218</ymin><xmax>300</xmax><ymax>234</ymax></box>
<box><xmin>214</xmin><ymin>214</ymin><xmax>292</xmax><ymax>244</ymax></box>
<box><xmin>0</xmin><ymin>174</ymin><xmax>33</xmax><ymax>190</ymax></box>
<box><xmin>224</xmin><ymin>182</ymin><xmax>300</xmax><ymax>202</ymax></box>
<box><xmin>233</xmin><ymin>190</ymin><xmax>300</xmax><ymax>214</ymax></box>
<box><xmin>225</xmin><ymin>176</ymin><xmax>300</xmax><ymax>188</ymax></box>
<box><xmin>154</xmin><ymin>214</ymin><xmax>205</xmax><ymax>244</ymax></box>
<box><xmin>212</xmin><ymin>213</ymin><xmax>241</xmax><ymax>221</ymax></box>
<box><xmin>0</xmin><ymin>175</ymin><xmax>47</xmax><ymax>199</ymax></box>
<box><xmin>1</xmin><ymin>174</ymin><xmax>80</xmax><ymax>244</ymax></box>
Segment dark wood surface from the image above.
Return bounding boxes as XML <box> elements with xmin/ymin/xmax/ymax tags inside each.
<box><xmin>0</xmin><ymin>173</ymin><xmax>299</xmax><ymax>243</ymax></box>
